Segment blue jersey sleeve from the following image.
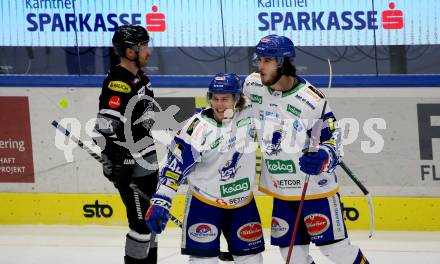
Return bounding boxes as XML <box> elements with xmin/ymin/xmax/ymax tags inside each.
<box><xmin>159</xmin><ymin>135</ymin><xmax>201</xmax><ymax>193</ymax></box>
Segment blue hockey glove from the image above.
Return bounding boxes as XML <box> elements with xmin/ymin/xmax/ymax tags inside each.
<box><xmin>145</xmin><ymin>194</ymin><xmax>172</xmax><ymax>234</ymax></box>
<box><xmin>299</xmin><ymin>148</ymin><xmax>329</xmax><ymax>175</ymax></box>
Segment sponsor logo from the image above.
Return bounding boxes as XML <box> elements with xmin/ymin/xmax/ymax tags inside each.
<box><xmin>382</xmin><ymin>2</ymin><xmax>404</xmax><ymax>30</ymax></box>
<box><xmin>146</xmin><ymin>5</ymin><xmax>166</xmax><ymax>32</ymax></box>
<box><xmin>257</xmin><ymin>1</ymin><xmax>404</xmax><ymax>32</ymax></box>
<box><xmin>229</xmin><ymin>196</ymin><xmax>248</xmax><ymax>206</ymax></box>
<box><xmin>108</xmin><ymin>81</ymin><xmax>131</xmax><ymax>93</ymax></box>
<box><xmin>26</xmin><ymin>3</ymin><xmax>167</xmax><ymax>33</ymax></box>
<box><xmin>304</xmin><ymin>214</ymin><xmax>330</xmax><ymax>236</ymax></box>
<box><xmin>83</xmin><ymin>200</ymin><xmax>113</xmax><ymax>218</ymax></box>
<box><xmin>215</xmin><ymin>198</ymin><xmax>228</xmax><ymax>206</ymax></box>
<box><xmin>318</xmin><ymin>179</ymin><xmax>328</xmax><ymax>187</ymax></box>
<box><xmin>271</xmin><ymin>217</ymin><xmax>289</xmax><ymax>238</ymax></box>
<box><xmin>237</xmin><ymin>222</ymin><xmax>263</xmax><ymax>242</ymax></box>
<box><xmin>417</xmin><ymin>104</ymin><xmax>440</xmax><ymax>181</ymax></box>
<box><xmin>266</xmin><ymin>159</ymin><xmax>296</xmax><ymax>174</ymax></box>
<box><xmin>343</xmin><ymin>206</ymin><xmax>360</xmax><ymax>221</ymax></box>
<box><xmin>245</xmin><ymin>81</ymin><xmax>263</xmax><ymax>88</ymax></box>
<box><xmin>258</xmin><ymin>110</ymin><xmax>280</xmax><ymax>120</ymax></box>
<box><xmin>220</xmin><ymin>178</ymin><xmax>250</xmax><ymax>197</ymax></box>
<box><xmin>188</xmin><ymin>223</ymin><xmax>218</xmax><ymax>243</ymax></box>
<box><xmin>236</xmin><ymin>117</ymin><xmax>252</xmax><ymax>128</ymax></box>
<box><xmin>220</xmin><ymin>136</ymin><xmax>237</xmax><ymax>152</ymax></box>
<box><xmin>108</xmin><ymin>96</ymin><xmax>121</xmax><ymax>109</ymax></box>
<box><xmin>272</xmin><ymin>179</ymin><xmax>301</xmax><ymax>189</ymax></box>
<box><xmin>210</xmin><ymin>136</ymin><xmax>224</xmax><ymax>149</ymax></box>
<box><xmin>295</xmin><ymin>94</ymin><xmax>316</xmax><ymax>110</ymax></box>
<box><xmin>250</xmin><ymin>94</ymin><xmax>263</xmax><ymax>104</ymax></box>
<box><xmin>287</xmin><ymin>104</ymin><xmax>301</xmax><ymax>117</ymax></box>
<box><xmin>137</xmin><ymin>86</ymin><xmax>145</xmax><ymax>97</ymax></box>
<box><xmin>123</xmin><ymin>159</ymin><xmax>135</xmax><ymax>165</ymax></box>
<box><xmin>165</xmin><ymin>170</ymin><xmax>180</xmax><ymax>181</ymax></box>
<box><xmin>165</xmin><ymin>179</ymin><xmax>178</xmax><ymax>191</ymax></box>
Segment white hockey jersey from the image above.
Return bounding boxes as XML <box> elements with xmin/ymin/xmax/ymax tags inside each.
<box><xmin>155</xmin><ymin>105</ymin><xmax>258</xmax><ymax>209</ymax></box>
<box><xmin>243</xmin><ymin>72</ymin><xmax>342</xmax><ymax>201</ymax></box>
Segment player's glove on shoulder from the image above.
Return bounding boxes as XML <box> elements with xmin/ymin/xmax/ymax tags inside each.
<box><xmin>145</xmin><ymin>194</ymin><xmax>172</xmax><ymax>234</ymax></box>
<box><xmin>299</xmin><ymin>148</ymin><xmax>329</xmax><ymax>175</ymax></box>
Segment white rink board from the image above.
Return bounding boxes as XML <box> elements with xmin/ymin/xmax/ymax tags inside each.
<box><xmin>0</xmin><ymin>87</ymin><xmax>439</xmax><ymax>196</ymax></box>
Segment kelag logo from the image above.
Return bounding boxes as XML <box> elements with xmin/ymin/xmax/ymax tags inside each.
<box><xmin>83</xmin><ymin>200</ymin><xmax>113</xmax><ymax>218</ymax></box>
<box><xmin>257</xmin><ymin>1</ymin><xmax>404</xmax><ymax>31</ymax></box>
<box><xmin>25</xmin><ymin>1</ymin><xmax>166</xmax><ymax>33</ymax></box>
<box><xmin>417</xmin><ymin>104</ymin><xmax>440</xmax><ymax>181</ymax></box>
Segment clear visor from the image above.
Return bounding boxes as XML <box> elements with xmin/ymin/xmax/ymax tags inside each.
<box><xmin>252</xmin><ymin>54</ymin><xmax>287</xmax><ymax>67</ymax></box>
<box><xmin>206</xmin><ymin>92</ymin><xmax>241</xmax><ymax>106</ymax></box>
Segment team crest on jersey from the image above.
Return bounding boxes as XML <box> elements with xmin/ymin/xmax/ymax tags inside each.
<box><xmin>264</xmin><ymin>129</ymin><xmax>285</xmax><ymax>156</ymax></box>
<box><xmin>219</xmin><ymin>152</ymin><xmax>242</xmax><ymax>181</ymax></box>
<box><xmin>293</xmin><ymin>119</ymin><xmax>304</xmax><ymax>132</ymax></box>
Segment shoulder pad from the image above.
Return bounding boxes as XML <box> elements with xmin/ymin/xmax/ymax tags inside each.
<box><xmin>107</xmin><ymin>81</ymin><xmax>132</xmax><ymax>93</ymax></box>
<box><xmin>186</xmin><ymin>117</ymin><xmax>201</xmax><ymax>136</ymax></box>
<box><xmin>244</xmin><ymin>72</ymin><xmax>263</xmax><ymax>87</ymax></box>
<box><xmin>305</xmin><ymin>85</ymin><xmax>325</xmax><ymax>99</ymax></box>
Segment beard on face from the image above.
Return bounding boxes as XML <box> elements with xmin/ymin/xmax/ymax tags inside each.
<box><xmin>261</xmin><ymin>70</ymin><xmax>278</xmax><ymax>86</ymax></box>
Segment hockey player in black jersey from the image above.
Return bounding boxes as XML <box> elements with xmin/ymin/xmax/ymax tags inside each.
<box><xmin>94</xmin><ymin>24</ymin><xmax>159</xmax><ymax>264</ymax></box>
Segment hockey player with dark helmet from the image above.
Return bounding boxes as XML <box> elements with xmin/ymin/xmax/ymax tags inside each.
<box><xmin>112</xmin><ymin>24</ymin><xmax>151</xmax><ymax>68</ymax></box>
<box><xmin>94</xmin><ymin>24</ymin><xmax>159</xmax><ymax>264</ymax></box>
<box><xmin>253</xmin><ymin>34</ymin><xmax>296</xmax><ymax>86</ymax></box>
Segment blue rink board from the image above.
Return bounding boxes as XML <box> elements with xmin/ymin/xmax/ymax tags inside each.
<box><xmin>0</xmin><ymin>74</ymin><xmax>439</xmax><ymax>88</ymax></box>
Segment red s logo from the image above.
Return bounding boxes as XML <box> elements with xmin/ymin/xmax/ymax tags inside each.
<box><xmin>382</xmin><ymin>2</ymin><xmax>404</xmax><ymax>29</ymax></box>
<box><xmin>146</xmin><ymin>5</ymin><xmax>166</xmax><ymax>32</ymax></box>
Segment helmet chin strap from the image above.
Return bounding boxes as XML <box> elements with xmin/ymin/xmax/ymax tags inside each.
<box><xmin>224</xmin><ymin>94</ymin><xmax>241</xmax><ymax>120</ymax></box>
<box><xmin>133</xmin><ymin>51</ymin><xmax>141</xmax><ymax>69</ymax></box>
<box><xmin>124</xmin><ymin>46</ymin><xmax>141</xmax><ymax>69</ymax></box>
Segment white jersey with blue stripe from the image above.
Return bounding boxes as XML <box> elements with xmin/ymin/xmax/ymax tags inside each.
<box><xmin>155</xmin><ymin>105</ymin><xmax>258</xmax><ymax>209</ymax></box>
<box><xmin>243</xmin><ymin>72</ymin><xmax>342</xmax><ymax>201</ymax></box>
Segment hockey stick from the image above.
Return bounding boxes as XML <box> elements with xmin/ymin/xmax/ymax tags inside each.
<box><xmin>339</xmin><ymin>161</ymin><xmax>374</xmax><ymax>238</ymax></box>
<box><xmin>326</xmin><ymin>59</ymin><xmax>374</xmax><ymax>238</ymax></box>
<box><xmin>51</xmin><ymin>120</ymin><xmax>234</xmax><ymax>261</ymax></box>
<box><xmin>129</xmin><ymin>184</ymin><xmax>234</xmax><ymax>262</ymax></box>
<box><xmin>285</xmin><ymin>101</ymin><xmax>327</xmax><ymax>264</ymax></box>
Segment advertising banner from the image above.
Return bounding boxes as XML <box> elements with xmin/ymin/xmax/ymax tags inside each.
<box><xmin>0</xmin><ymin>96</ymin><xmax>34</xmax><ymax>183</ymax></box>
<box><xmin>0</xmin><ymin>87</ymin><xmax>439</xmax><ymax>197</ymax></box>
<box><xmin>1</xmin><ymin>0</ymin><xmax>438</xmax><ymax>47</ymax></box>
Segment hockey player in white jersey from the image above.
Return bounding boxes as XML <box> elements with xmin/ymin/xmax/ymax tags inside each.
<box><xmin>145</xmin><ymin>73</ymin><xmax>265</xmax><ymax>264</ymax></box>
<box><xmin>244</xmin><ymin>35</ymin><xmax>369</xmax><ymax>264</ymax></box>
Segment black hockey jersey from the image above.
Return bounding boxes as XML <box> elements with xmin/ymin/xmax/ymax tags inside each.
<box><xmin>95</xmin><ymin>65</ymin><xmax>156</xmax><ymax>158</ymax></box>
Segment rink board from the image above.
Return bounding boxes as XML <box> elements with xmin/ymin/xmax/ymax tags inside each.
<box><xmin>0</xmin><ymin>193</ymin><xmax>439</xmax><ymax>231</ymax></box>
<box><xmin>1</xmin><ymin>87</ymin><xmax>440</xmax><ymax>197</ymax></box>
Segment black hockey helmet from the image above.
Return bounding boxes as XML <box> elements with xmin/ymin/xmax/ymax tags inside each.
<box><xmin>112</xmin><ymin>24</ymin><xmax>150</xmax><ymax>57</ymax></box>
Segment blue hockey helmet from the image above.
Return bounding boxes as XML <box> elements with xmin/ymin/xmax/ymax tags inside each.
<box><xmin>208</xmin><ymin>73</ymin><xmax>242</xmax><ymax>95</ymax></box>
<box><xmin>255</xmin><ymin>34</ymin><xmax>295</xmax><ymax>60</ymax></box>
